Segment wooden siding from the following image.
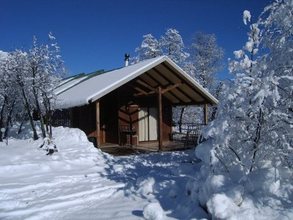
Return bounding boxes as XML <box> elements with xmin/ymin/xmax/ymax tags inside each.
<box><xmin>99</xmin><ymin>92</ymin><xmax>119</xmax><ymax>145</ymax></box>
<box><xmin>71</xmin><ymin>103</ymin><xmax>96</xmax><ymax>137</ymax></box>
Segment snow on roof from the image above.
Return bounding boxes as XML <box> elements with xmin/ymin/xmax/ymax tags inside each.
<box><xmin>55</xmin><ymin>74</ymin><xmax>88</xmax><ymax>95</ymax></box>
<box><xmin>55</xmin><ymin>56</ymin><xmax>218</xmax><ymax>109</ymax></box>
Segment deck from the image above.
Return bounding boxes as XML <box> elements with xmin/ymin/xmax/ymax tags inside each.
<box><xmin>99</xmin><ymin>141</ymin><xmax>194</xmax><ymax>156</ymax></box>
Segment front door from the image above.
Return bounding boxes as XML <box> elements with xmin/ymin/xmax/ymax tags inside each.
<box><xmin>138</xmin><ymin>107</ymin><xmax>158</xmax><ymax>141</ymax></box>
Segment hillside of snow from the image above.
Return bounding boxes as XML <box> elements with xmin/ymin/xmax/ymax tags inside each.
<box><xmin>0</xmin><ymin>126</ymin><xmax>207</xmax><ymax>220</ymax></box>
<box><xmin>0</xmin><ymin>125</ymin><xmax>292</xmax><ymax>219</ymax></box>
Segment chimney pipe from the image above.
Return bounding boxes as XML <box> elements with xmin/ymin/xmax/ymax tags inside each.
<box><xmin>124</xmin><ymin>53</ymin><xmax>130</xmax><ymax>67</ymax></box>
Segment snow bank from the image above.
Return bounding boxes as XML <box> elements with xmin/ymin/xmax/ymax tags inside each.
<box><xmin>0</xmin><ymin>125</ymin><xmax>127</xmax><ymax>219</ymax></box>
<box><xmin>0</xmin><ymin>132</ymin><xmax>208</xmax><ymax>219</ymax></box>
<box><xmin>143</xmin><ymin>202</ymin><xmax>165</xmax><ymax>220</ymax></box>
<box><xmin>137</xmin><ymin>177</ymin><xmax>155</xmax><ymax>198</ymax></box>
<box><xmin>195</xmin><ymin>140</ymin><xmax>292</xmax><ymax>220</ymax></box>
<box><xmin>0</xmin><ymin>125</ymin><xmax>109</xmax><ymax>179</ymax></box>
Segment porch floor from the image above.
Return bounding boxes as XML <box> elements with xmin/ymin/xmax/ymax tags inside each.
<box><xmin>99</xmin><ymin>141</ymin><xmax>194</xmax><ymax>156</ymax></box>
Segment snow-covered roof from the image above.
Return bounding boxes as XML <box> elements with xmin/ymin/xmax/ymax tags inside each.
<box><xmin>55</xmin><ymin>56</ymin><xmax>218</xmax><ymax>109</ymax></box>
<box><xmin>55</xmin><ymin>74</ymin><xmax>88</xmax><ymax>95</ymax></box>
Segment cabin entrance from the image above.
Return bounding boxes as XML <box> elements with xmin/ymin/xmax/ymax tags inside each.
<box><xmin>138</xmin><ymin>107</ymin><xmax>158</xmax><ymax>142</ymax></box>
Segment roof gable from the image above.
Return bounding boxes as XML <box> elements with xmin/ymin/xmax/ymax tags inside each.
<box><xmin>55</xmin><ymin>56</ymin><xmax>218</xmax><ymax>109</ymax></box>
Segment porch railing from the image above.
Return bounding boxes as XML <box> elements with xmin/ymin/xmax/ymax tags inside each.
<box><xmin>171</xmin><ymin>123</ymin><xmax>205</xmax><ymax>146</ymax></box>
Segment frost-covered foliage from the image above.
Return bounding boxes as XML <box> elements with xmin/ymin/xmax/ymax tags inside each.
<box><xmin>134</xmin><ymin>28</ymin><xmax>189</xmax><ymax>67</ymax></box>
<box><xmin>160</xmin><ymin>28</ymin><xmax>189</xmax><ymax>66</ymax></box>
<box><xmin>135</xmin><ymin>34</ymin><xmax>162</xmax><ymax>61</ymax></box>
<box><xmin>27</xmin><ymin>34</ymin><xmax>65</xmax><ymax>138</ymax></box>
<box><xmin>183</xmin><ymin>33</ymin><xmax>224</xmax><ymax>123</ymax></box>
<box><xmin>187</xmin><ymin>32</ymin><xmax>224</xmax><ymax>91</ymax></box>
<box><xmin>243</xmin><ymin>10</ymin><xmax>251</xmax><ymax>25</ymax></box>
<box><xmin>0</xmin><ymin>34</ymin><xmax>65</xmax><ymax>141</ymax></box>
<box><xmin>195</xmin><ymin>1</ymin><xmax>293</xmax><ymax>219</ymax></box>
<box><xmin>0</xmin><ymin>50</ymin><xmax>30</xmax><ymax>141</ymax></box>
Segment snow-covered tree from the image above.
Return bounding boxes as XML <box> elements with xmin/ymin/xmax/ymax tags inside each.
<box><xmin>0</xmin><ymin>33</ymin><xmax>64</xmax><ymax>141</ymax></box>
<box><xmin>177</xmin><ymin>33</ymin><xmax>224</xmax><ymax>128</ymax></box>
<box><xmin>5</xmin><ymin>50</ymin><xmax>39</xmax><ymax>140</ymax></box>
<box><xmin>160</xmin><ymin>28</ymin><xmax>189</xmax><ymax>66</ymax></box>
<box><xmin>197</xmin><ymin>0</ymin><xmax>292</xmax><ymax>185</ymax></box>
<box><xmin>135</xmin><ymin>34</ymin><xmax>162</xmax><ymax>61</ymax></box>
<box><xmin>27</xmin><ymin>33</ymin><xmax>64</xmax><ymax>138</ymax></box>
<box><xmin>194</xmin><ymin>2</ymin><xmax>292</xmax><ymax>217</ymax></box>
<box><xmin>189</xmin><ymin>32</ymin><xmax>224</xmax><ymax>90</ymax></box>
<box><xmin>134</xmin><ymin>28</ymin><xmax>189</xmax><ymax>67</ymax></box>
<box><xmin>0</xmin><ymin>51</ymin><xmax>10</xmax><ymax>141</ymax></box>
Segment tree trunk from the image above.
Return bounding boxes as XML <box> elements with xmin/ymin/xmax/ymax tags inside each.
<box><xmin>0</xmin><ymin>98</ymin><xmax>7</xmax><ymax>142</ymax></box>
<box><xmin>249</xmin><ymin>107</ymin><xmax>263</xmax><ymax>173</ymax></box>
<box><xmin>210</xmin><ymin>106</ymin><xmax>218</xmax><ymax>121</ymax></box>
<box><xmin>45</xmin><ymin>118</ymin><xmax>49</xmax><ymax>133</ymax></box>
<box><xmin>21</xmin><ymin>87</ymin><xmax>38</xmax><ymax>140</ymax></box>
<box><xmin>17</xmin><ymin>121</ymin><xmax>24</xmax><ymax>134</ymax></box>
<box><xmin>42</xmin><ymin>93</ymin><xmax>53</xmax><ymax>138</ymax></box>
<box><xmin>210</xmin><ymin>82</ymin><xmax>223</xmax><ymax>121</ymax></box>
<box><xmin>178</xmin><ymin>106</ymin><xmax>185</xmax><ymax>133</ymax></box>
<box><xmin>33</xmin><ymin>87</ymin><xmax>46</xmax><ymax>138</ymax></box>
<box><xmin>3</xmin><ymin>100</ymin><xmax>15</xmax><ymax>139</ymax></box>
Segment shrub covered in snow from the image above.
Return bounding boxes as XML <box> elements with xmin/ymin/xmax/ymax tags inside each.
<box><xmin>143</xmin><ymin>202</ymin><xmax>165</xmax><ymax>220</ymax></box>
<box><xmin>195</xmin><ymin>0</ymin><xmax>293</xmax><ymax>219</ymax></box>
<box><xmin>137</xmin><ymin>177</ymin><xmax>155</xmax><ymax>198</ymax></box>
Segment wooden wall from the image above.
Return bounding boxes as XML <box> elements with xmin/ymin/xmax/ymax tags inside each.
<box><xmin>71</xmin><ymin>103</ymin><xmax>96</xmax><ymax>137</ymax></box>
<box><xmin>66</xmin><ymin>82</ymin><xmax>173</xmax><ymax>147</ymax></box>
<box><xmin>99</xmin><ymin>91</ymin><xmax>119</xmax><ymax>145</ymax></box>
<box><xmin>162</xmin><ymin>100</ymin><xmax>172</xmax><ymax>141</ymax></box>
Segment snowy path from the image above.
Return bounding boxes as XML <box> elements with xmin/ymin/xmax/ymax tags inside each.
<box><xmin>0</xmin><ymin>127</ymin><xmax>207</xmax><ymax>220</ymax></box>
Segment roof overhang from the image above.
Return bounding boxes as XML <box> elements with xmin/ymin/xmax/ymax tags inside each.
<box><xmin>55</xmin><ymin>56</ymin><xmax>218</xmax><ymax>109</ymax></box>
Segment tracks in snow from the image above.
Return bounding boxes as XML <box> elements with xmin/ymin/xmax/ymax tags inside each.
<box><xmin>0</xmin><ymin>166</ymin><xmax>125</xmax><ymax>220</ymax></box>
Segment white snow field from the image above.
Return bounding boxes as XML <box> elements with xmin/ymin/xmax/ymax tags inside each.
<box><xmin>0</xmin><ymin>125</ymin><xmax>207</xmax><ymax>220</ymax></box>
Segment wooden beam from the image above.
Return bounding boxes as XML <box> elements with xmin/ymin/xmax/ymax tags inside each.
<box><xmin>139</xmin><ymin>73</ymin><xmax>158</xmax><ymax>87</ymax></box>
<box><xmin>136</xmin><ymin>79</ymin><xmax>156</xmax><ymax>92</ymax></box>
<box><xmin>204</xmin><ymin>103</ymin><xmax>208</xmax><ymax>125</ymax></box>
<box><xmin>134</xmin><ymin>90</ymin><xmax>156</xmax><ymax>97</ymax></box>
<box><xmin>173</xmin><ymin>101</ymin><xmax>206</xmax><ymax>106</ymax></box>
<box><xmin>96</xmin><ymin>101</ymin><xmax>100</xmax><ymax>147</ymax></box>
<box><xmin>145</xmin><ymin>71</ymin><xmax>164</xmax><ymax>87</ymax></box>
<box><xmin>161</xmin><ymin>62</ymin><xmax>208</xmax><ymax>102</ymax></box>
<box><xmin>161</xmin><ymin>83</ymin><xmax>182</xmax><ymax>94</ymax></box>
<box><xmin>133</xmin><ymin>86</ymin><xmax>149</xmax><ymax>95</ymax></box>
<box><xmin>152</xmin><ymin>67</ymin><xmax>196</xmax><ymax>103</ymax></box>
<box><xmin>157</xmin><ymin>86</ymin><xmax>163</xmax><ymax>151</ymax></box>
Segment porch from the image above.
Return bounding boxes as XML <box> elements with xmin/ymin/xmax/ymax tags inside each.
<box><xmin>99</xmin><ymin>140</ymin><xmax>193</xmax><ymax>156</ymax></box>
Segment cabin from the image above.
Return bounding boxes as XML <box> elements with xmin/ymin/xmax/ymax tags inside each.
<box><xmin>53</xmin><ymin>56</ymin><xmax>218</xmax><ymax>152</ymax></box>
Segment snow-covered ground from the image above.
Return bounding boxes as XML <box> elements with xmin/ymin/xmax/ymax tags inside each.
<box><xmin>1</xmin><ymin>125</ymin><xmax>291</xmax><ymax>220</ymax></box>
<box><xmin>0</xmin><ymin>126</ymin><xmax>207</xmax><ymax>220</ymax></box>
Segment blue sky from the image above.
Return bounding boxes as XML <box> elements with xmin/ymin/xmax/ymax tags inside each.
<box><xmin>0</xmin><ymin>0</ymin><xmax>270</xmax><ymax>78</ymax></box>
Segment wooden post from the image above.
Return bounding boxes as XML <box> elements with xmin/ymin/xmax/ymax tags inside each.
<box><xmin>158</xmin><ymin>87</ymin><xmax>163</xmax><ymax>151</ymax></box>
<box><xmin>203</xmin><ymin>103</ymin><xmax>208</xmax><ymax>125</ymax></box>
<box><xmin>96</xmin><ymin>101</ymin><xmax>100</xmax><ymax>147</ymax></box>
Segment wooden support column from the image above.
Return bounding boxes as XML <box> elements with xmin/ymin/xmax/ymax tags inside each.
<box><xmin>96</xmin><ymin>101</ymin><xmax>100</xmax><ymax>147</ymax></box>
<box><xmin>203</xmin><ymin>103</ymin><xmax>208</xmax><ymax>125</ymax></box>
<box><xmin>157</xmin><ymin>86</ymin><xmax>163</xmax><ymax>151</ymax></box>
